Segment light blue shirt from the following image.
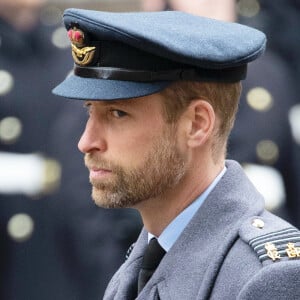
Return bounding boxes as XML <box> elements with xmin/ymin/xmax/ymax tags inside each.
<box><xmin>148</xmin><ymin>167</ymin><xmax>227</xmax><ymax>252</ymax></box>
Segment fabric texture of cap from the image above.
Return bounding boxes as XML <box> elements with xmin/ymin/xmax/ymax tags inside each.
<box><xmin>52</xmin><ymin>8</ymin><xmax>267</xmax><ymax>101</ymax></box>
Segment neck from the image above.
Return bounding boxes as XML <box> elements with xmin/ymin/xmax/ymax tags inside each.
<box><xmin>135</xmin><ymin>158</ymin><xmax>224</xmax><ymax>237</ymax></box>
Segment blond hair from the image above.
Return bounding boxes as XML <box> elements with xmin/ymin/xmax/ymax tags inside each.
<box><xmin>160</xmin><ymin>81</ymin><xmax>242</xmax><ymax>158</ymax></box>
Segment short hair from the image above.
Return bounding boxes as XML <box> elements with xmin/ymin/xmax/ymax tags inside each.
<box><xmin>160</xmin><ymin>80</ymin><xmax>242</xmax><ymax>157</ymax></box>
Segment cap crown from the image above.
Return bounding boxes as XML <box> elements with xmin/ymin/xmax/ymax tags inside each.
<box><xmin>52</xmin><ymin>9</ymin><xmax>266</xmax><ymax>100</ymax></box>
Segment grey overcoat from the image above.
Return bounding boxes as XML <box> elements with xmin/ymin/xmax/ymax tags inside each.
<box><xmin>104</xmin><ymin>160</ymin><xmax>300</xmax><ymax>299</ymax></box>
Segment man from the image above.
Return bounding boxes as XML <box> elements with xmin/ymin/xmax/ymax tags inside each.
<box><xmin>53</xmin><ymin>8</ymin><xmax>300</xmax><ymax>299</ymax></box>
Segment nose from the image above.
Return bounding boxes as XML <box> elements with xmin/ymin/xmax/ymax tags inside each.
<box><xmin>78</xmin><ymin>118</ymin><xmax>107</xmax><ymax>154</ymax></box>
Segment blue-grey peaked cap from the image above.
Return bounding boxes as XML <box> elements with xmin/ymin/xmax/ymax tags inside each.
<box><xmin>52</xmin><ymin>8</ymin><xmax>266</xmax><ymax>101</ymax></box>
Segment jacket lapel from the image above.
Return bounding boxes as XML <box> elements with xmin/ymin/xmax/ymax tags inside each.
<box><xmin>104</xmin><ymin>230</ymin><xmax>148</xmax><ymax>299</ymax></box>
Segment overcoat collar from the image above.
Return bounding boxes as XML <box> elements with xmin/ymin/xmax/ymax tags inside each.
<box><xmin>104</xmin><ymin>160</ymin><xmax>265</xmax><ymax>300</ymax></box>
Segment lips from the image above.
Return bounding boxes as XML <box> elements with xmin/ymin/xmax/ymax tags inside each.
<box><xmin>85</xmin><ymin>154</ymin><xmax>114</xmax><ymax>180</ymax></box>
<box><xmin>89</xmin><ymin>167</ymin><xmax>112</xmax><ymax>180</ymax></box>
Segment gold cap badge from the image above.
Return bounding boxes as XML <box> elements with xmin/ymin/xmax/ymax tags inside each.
<box><xmin>68</xmin><ymin>27</ymin><xmax>96</xmax><ymax>66</ymax></box>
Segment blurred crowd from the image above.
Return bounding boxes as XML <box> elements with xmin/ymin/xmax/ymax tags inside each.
<box><xmin>0</xmin><ymin>0</ymin><xmax>300</xmax><ymax>299</ymax></box>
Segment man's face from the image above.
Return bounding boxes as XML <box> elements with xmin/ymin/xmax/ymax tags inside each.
<box><xmin>78</xmin><ymin>93</ymin><xmax>187</xmax><ymax>209</ymax></box>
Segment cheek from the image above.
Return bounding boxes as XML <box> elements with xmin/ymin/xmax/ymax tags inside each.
<box><xmin>110</xmin><ymin>126</ymin><xmax>165</xmax><ymax>166</ymax></box>
<box><xmin>116</xmin><ymin>132</ymin><xmax>156</xmax><ymax>161</ymax></box>
<box><xmin>106</xmin><ymin>106</ymin><xmax>167</xmax><ymax>165</ymax></box>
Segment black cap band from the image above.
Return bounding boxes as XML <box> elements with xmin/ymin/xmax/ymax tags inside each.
<box><xmin>74</xmin><ymin>65</ymin><xmax>247</xmax><ymax>83</ymax></box>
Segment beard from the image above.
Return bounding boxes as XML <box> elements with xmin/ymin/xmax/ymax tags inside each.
<box><xmin>84</xmin><ymin>127</ymin><xmax>187</xmax><ymax>208</ymax></box>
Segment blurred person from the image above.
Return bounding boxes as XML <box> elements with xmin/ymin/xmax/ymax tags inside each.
<box><xmin>0</xmin><ymin>0</ymin><xmax>71</xmax><ymax>299</ymax></box>
<box><xmin>53</xmin><ymin>8</ymin><xmax>300</xmax><ymax>300</ymax></box>
<box><xmin>141</xmin><ymin>0</ymin><xmax>300</xmax><ymax>227</ymax></box>
<box><xmin>0</xmin><ymin>0</ymin><xmax>141</xmax><ymax>299</ymax></box>
<box><xmin>0</xmin><ymin>1</ymin><xmax>69</xmax><ymax>298</ymax></box>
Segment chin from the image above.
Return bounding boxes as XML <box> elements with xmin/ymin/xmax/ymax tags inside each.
<box><xmin>91</xmin><ymin>187</ymin><xmax>145</xmax><ymax>209</ymax></box>
<box><xmin>91</xmin><ymin>188</ymin><xmax>126</xmax><ymax>209</ymax></box>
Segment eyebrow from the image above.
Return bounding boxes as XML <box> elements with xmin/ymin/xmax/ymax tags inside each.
<box><xmin>85</xmin><ymin>99</ymin><xmax>138</xmax><ymax>108</ymax></box>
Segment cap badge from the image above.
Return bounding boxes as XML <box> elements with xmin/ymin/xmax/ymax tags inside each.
<box><xmin>68</xmin><ymin>27</ymin><xmax>96</xmax><ymax>66</ymax></box>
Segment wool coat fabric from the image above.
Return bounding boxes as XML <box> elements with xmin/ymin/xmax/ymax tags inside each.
<box><xmin>104</xmin><ymin>160</ymin><xmax>300</xmax><ymax>300</ymax></box>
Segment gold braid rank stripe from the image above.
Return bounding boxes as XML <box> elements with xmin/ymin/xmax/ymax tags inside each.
<box><xmin>248</xmin><ymin>227</ymin><xmax>300</xmax><ymax>262</ymax></box>
<box><xmin>71</xmin><ymin>44</ymin><xmax>96</xmax><ymax>66</ymax></box>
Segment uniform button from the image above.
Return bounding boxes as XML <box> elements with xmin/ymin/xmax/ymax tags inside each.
<box><xmin>289</xmin><ymin>104</ymin><xmax>300</xmax><ymax>145</ymax></box>
<box><xmin>256</xmin><ymin>139</ymin><xmax>279</xmax><ymax>164</ymax></box>
<box><xmin>7</xmin><ymin>213</ymin><xmax>34</xmax><ymax>242</ymax></box>
<box><xmin>0</xmin><ymin>70</ymin><xmax>14</xmax><ymax>96</ymax></box>
<box><xmin>237</xmin><ymin>0</ymin><xmax>261</xmax><ymax>18</ymax></box>
<box><xmin>52</xmin><ymin>26</ymin><xmax>70</xmax><ymax>49</ymax></box>
<box><xmin>0</xmin><ymin>116</ymin><xmax>22</xmax><ymax>144</ymax></box>
<box><xmin>252</xmin><ymin>218</ymin><xmax>265</xmax><ymax>229</ymax></box>
<box><xmin>246</xmin><ymin>87</ymin><xmax>273</xmax><ymax>112</ymax></box>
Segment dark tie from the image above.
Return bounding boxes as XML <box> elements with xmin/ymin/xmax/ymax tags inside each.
<box><xmin>137</xmin><ymin>238</ymin><xmax>166</xmax><ymax>294</ymax></box>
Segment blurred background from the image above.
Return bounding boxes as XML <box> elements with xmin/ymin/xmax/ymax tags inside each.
<box><xmin>0</xmin><ymin>0</ymin><xmax>300</xmax><ymax>299</ymax></box>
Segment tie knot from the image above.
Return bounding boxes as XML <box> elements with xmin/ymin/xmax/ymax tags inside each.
<box><xmin>141</xmin><ymin>238</ymin><xmax>166</xmax><ymax>270</ymax></box>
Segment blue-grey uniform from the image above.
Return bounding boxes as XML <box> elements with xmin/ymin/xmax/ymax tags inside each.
<box><xmin>52</xmin><ymin>8</ymin><xmax>300</xmax><ymax>300</ymax></box>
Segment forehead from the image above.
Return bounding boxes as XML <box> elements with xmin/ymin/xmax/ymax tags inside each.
<box><xmin>86</xmin><ymin>93</ymin><xmax>166</xmax><ymax>111</ymax></box>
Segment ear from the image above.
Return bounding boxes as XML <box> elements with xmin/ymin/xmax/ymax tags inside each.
<box><xmin>185</xmin><ymin>100</ymin><xmax>216</xmax><ymax>148</ymax></box>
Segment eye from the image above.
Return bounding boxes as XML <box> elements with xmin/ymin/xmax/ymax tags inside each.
<box><xmin>110</xmin><ymin>109</ymin><xmax>127</xmax><ymax>118</ymax></box>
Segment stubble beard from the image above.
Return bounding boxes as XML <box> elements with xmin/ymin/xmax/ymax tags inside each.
<box><xmin>85</xmin><ymin>127</ymin><xmax>187</xmax><ymax>209</ymax></box>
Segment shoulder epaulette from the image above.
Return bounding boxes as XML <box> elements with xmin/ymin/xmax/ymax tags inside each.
<box><xmin>239</xmin><ymin>213</ymin><xmax>300</xmax><ymax>265</ymax></box>
<box><xmin>249</xmin><ymin>227</ymin><xmax>300</xmax><ymax>263</ymax></box>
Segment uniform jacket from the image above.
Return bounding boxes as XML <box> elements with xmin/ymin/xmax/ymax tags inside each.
<box><xmin>104</xmin><ymin>160</ymin><xmax>300</xmax><ymax>300</ymax></box>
